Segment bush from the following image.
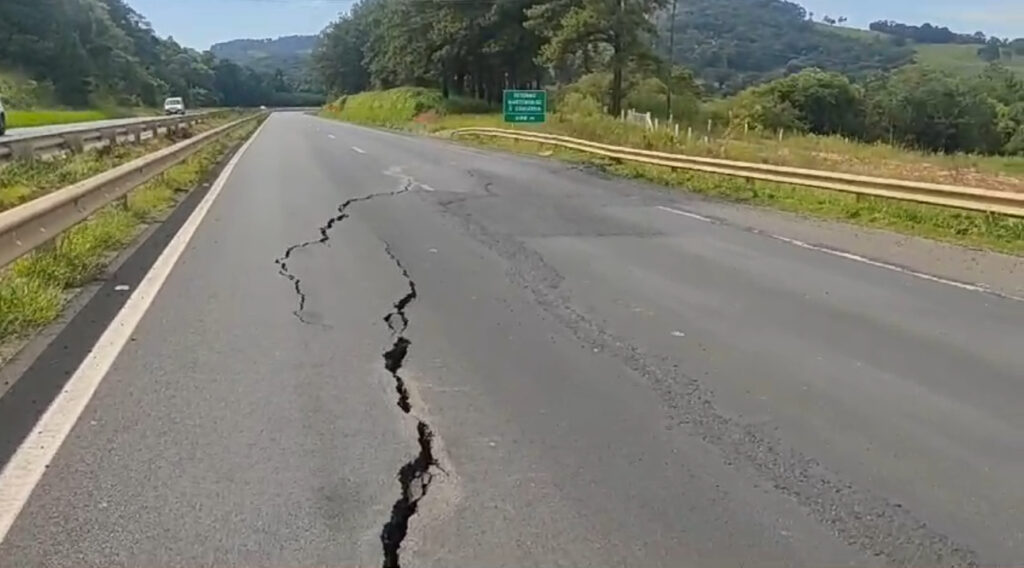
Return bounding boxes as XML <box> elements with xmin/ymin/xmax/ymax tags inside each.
<box><xmin>624</xmin><ymin>77</ymin><xmax>701</xmax><ymax>122</ymax></box>
<box><xmin>556</xmin><ymin>73</ymin><xmax>612</xmax><ymax>109</ymax></box>
<box><xmin>444</xmin><ymin>96</ymin><xmax>497</xmax><ymax>114</ymax></box>
<box><xmin>325</xmin><ymin>87</ymin><xmax>447</xmax><ymax>126</ymax></box>
<box><xmin>729</xmin><ymin>69</ymin><xmax>865</xmax><ymax>136</ymax></box>
<box><xmin>556</xmin><ymin>93</ymin><xmax>604</xmax><ymax>121</ymax></box>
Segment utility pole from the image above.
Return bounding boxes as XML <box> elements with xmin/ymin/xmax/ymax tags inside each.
<box><xmin>666</xmin><ymin>0</ymin><xmax>678</xmax><ymax>119</ymax></box>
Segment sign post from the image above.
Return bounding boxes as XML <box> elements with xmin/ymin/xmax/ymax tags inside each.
<box><xmin>503</xmin><ymin>90</ymin><xmax>547</xmax><ymax>123</ymax></box>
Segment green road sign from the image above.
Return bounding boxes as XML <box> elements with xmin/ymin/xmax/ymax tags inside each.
<box><xmin>503</xmin><ymin>90</ymin><xmax>546</xmax><ymax>123</ymax></box>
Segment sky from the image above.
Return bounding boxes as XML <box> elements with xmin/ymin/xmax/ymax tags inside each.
<box><xmin>127</xmin><ymin>0</ymin><xmax>355</xmax><ymax>49</ymax></box>
<box><xmin>128</xmin><ymin>0</ymin><xmax>1022</xmax><ymax>50</ymax></box>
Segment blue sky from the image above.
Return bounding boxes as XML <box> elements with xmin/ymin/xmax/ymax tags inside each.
<box><xmin>128</xmin><ymin>0</ymin><xmax>1022</xmax><ymax>50</ymax></box>
<box><xmin>127</xmin><ymin>0</ymin><xmax>354</xmax><ymax>48</ymax></box>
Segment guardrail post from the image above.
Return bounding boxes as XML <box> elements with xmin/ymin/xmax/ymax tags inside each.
<box><xmin>63</xmin><ymin>134</ymin><xmax>85</xmax><ymax>154</ymax></box>
<box><xmin>128</xmin><ymin>125</ymin><xmax>144</xmax><ymax>143</ymax></box>
<box><xmin>102</xmin><ymin>129</ymin><xmax>119</xmax><ymax>149</ymax></box>
<box><xmin>10</xmin><ymin>142</ymin><xmax>35</xmax><ymax>160</ymax></box>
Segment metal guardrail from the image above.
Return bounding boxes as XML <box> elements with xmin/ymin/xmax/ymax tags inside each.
<box><xmin>451</xmin><ymin>127</ymin><xmax>1024</xmax><ymax>218</ymax></box>
<box><xmin>0</xmin><ymin>111</ymin><xmax>228</xmax><ymax>163</ymax></box>
<box><xmin>0</xmin><ymin>113</ymin><xmax>263</xmax><ymax>269</ymax></box>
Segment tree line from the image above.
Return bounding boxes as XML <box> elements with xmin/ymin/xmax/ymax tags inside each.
<box><xmin>0</xmin><ymin>0</ymin><xmax>321</xmax><ymax>109</ymax></box>
<box><xmin>728</xmin><ymin>64</ymin><xmax>1024</xmax><ymax>155</ymax></box>
<box><xmin>314</xmin><ymin>0</ymin><xmax>671</xmax><ymax>115</ymax></box>
<box><xmin>660</xmin><ymin>0</ymin><xmax>914</xmax><ymax>94</ymax></box>
<box><xmin>868</xmin><ymin>21</ymin><xmax>989</xmax><ymax>45</ymax></box>
<box><xmin>314</xmin><ymin>0</ymin><xmax>1024</xmax><ymax>156</ymax></box>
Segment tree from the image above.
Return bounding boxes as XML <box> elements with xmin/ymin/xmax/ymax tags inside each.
<box><xmin>863</xmin><ymin>66</ymin><xmax>1002</xmax><ymax>154</ymax></box>
<box><xmin>0</xmin><ymin>0</ymin><xmax>308</xmax><ymax>108</ymax></box>
<box><xmin>729</xmin><ymin>69</ymin><xmax>865</xmax><ymax>136</ymax></box>
<box><xmin>978</xmin><ymin>41</ymin><xmax>1002</xmax><ymax>62</ymax></box>
<box><xmin>527</xmin><ymin>0</ymin><xmax>667</xmax><ymax>115</ymax></box>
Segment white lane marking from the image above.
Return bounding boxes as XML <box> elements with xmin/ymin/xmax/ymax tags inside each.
<box><xmin>0</xmin><ymin>119</ymin><xmax>268</xmax><ymax>545</ymax></box>
<box><xmin>656</xmin><ymin>205</ymin><xmax>715</xmax><ymax>223</ymax></box>
<box><xmin>656</xmin><ymin>204</ymin><xmax>1024</xmax><ymax>302</ymax></box>
<box><xmin>763</xmin><ymin>233</ymin><xmax>1023</xmax><ymax>300</ymax></box>
<box><xmin>419</xmin><ymin>184</ymin><xmax>436</xmax><ymax>192</ymax></box>
<box><xmin>351</xmin><ymin>146</ymin><xmax>366</xmax><ymax>154</ymax></box>
<box><xmin>327</xmin><ymin>134</ymin><xmax>336</xmax><ymax>139</ymax></box>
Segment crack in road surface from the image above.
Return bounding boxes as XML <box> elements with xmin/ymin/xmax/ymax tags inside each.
<box><xmin>273</xmin><ymin>184</ymin><xmax>412</xmax><ymax>324</ymax></box>
<box><xmin>379</xmin><ymin>241</ymin><xmax>439</xmax><ymax>568</ymax></box>
<box><xmin>271</xmin><ymin>177</ymin><xmax>438</xmax><ymax>567</ymax></box>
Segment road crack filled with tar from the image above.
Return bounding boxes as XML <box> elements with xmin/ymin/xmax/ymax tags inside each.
<box><xmin>379</xmin><ymin>241</ymin><xmax>439</xmax><ymax>568</ymax></box>
<box><xmin>434</xmin><ymin>176</ymin><xmax>979</xmax><ymax>568</ymax></box>
<box><xmin>273</xmin><ymin>184</ymin><xmax>412</xmax><ymax>324</ymax></box>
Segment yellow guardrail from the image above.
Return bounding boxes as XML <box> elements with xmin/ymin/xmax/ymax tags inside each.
<box><xmin>450</xmin><ymin>127</ymin><xmax>1024</xmax><ymax>218</ymax></box>
<box><xmin>0</xmin><ymin>113</ymin><xmax>264</xmax><ymax>269</ymax></box>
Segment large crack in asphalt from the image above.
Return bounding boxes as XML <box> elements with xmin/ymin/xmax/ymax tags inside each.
<box><xmin>379</xmin><ymin>241</ymin><xmax>439</xmax><ymax>568</ymax></box>
<box><xmin>273</xmin><ymin>184</ymin><xmax>412</xmax><ymax>324</ymax></box>
<box><xmin>434</xmin><ymin>177</ymin><xmax>979</xmax><ymax>568</ymax></box>
<box><xmin>272</xmin><ymin>182</ymin><xmax>438</xmax><ymax>567</ymax></box>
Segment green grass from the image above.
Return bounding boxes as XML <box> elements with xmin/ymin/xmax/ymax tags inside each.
<box><xmin>0</xmin><ymin>119</ymin><xmax>261</xmax><ymax>343</ymax></box>
<box><xmin>913</xmin><ymin>44</ymin><xmax>1024</xmax><ymax>78</ymax></box>
<box><xmin>7</xmin><ymin>109</ymin><xmax>115</xmax><ymax>129</ymax></box>
<box><xmin>817</xmin><ymin>24</ymin><xmax>886</xmax><ymax>41</ymax></box>
<box><xmin>321</xmin><ymin>96</ymin><xmax>1024</xmax><ymax>256</ymax></box>
<box><xmin>0</xmin><ymin>111</ymin><xmax>251</xmax><ymax>212</ymax></box>
<box><xmin>325</xmin><ymin>87</ymin><xmax>447</xmax><ymax>127</ymax></box>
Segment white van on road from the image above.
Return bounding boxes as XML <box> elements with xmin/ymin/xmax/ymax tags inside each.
<box><xmin>163</xmin><ymin>97</ymin><xmax>185</xmax><ymax>115</ymax></box>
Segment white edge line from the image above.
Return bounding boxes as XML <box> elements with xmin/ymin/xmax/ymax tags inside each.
<box><xmin>656</xmin><ymin>205</ymin><xmax>1023</xmax><ymax>302</ymax></box>
<box><xmin>351</xmin><ymin>146</ymin><xmax>366</xmax><ymax>154</ymax></box>
<box><xmin>656</xmin><ymin>205</ymin><xmax>715</xmax><ymax>223</ymax></box>
<box><xmin>419</xmin><ymin>184</ymin><xmax>436</xmax><ymax>192</ymax></box>
<box><xmin>763</xmin><ymin>233</ymin><xmax>1012</xmax><ymax>297</ymax></box>
<box><xmin>327</xmin><ymin>134</ymin><xmax>336</xmax><ymax>139</ymax></box>
<box><xmin>0</xmin><ymin>118</ymin><xmax>269</xmax><ymax>544</ymax></box>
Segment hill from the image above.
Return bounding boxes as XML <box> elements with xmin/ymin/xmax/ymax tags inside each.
<box><xmin>820</xmin><ymin>23</ymin><xmax>1024</xmax><ymax>78</ymax></box>
<box><xmin>913</xmin><ymin>43</ymin><xmax>1024</xmax><ymax>78</ymax></box>
<box><xmin>210</xmin><ymin>36</ymin><xmax>319</xmax><ymax>91</ymax></box>
<box><xmin>0</xmin><ymin>0</ymin><xmax>315</xmax><ymax>108</ymax></box>
<box><xmin>661</xmin><ymin>0</ymin><xmax>914</xmax><ymax>94</ymax></box>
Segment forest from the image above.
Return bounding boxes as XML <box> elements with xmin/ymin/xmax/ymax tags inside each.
<box><xmin>313</xmin><ymin>0</ymin><xmax>1024</xmax><ymax>156</ymax></box>
<box><xmin>211</xmin><ymin>36</ymin><xmax>320</xmax><ymax>94</ymax></box>
<box><xmin>0</xmin><ymin>0</ymin><xmax>320</xmax><ymax>109</ymax></box>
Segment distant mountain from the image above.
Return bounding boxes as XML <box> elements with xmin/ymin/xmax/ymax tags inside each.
<box><xmin>661</xmin><ymin>0</ymin><xmax>915</xmax><ymax>94</ymax></box>
<box><xmin>211</xmin><ymin>36</ymin><xmax>319</xmax><ymax>90</ymax></box>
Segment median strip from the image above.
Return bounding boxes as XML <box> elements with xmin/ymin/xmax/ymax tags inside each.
<box><xmin>0</xmin><ymin>116</ymin><xmax>263</xmax><ymax>363</ymax></box>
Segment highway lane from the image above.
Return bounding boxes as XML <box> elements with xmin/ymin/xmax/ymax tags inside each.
<box><xmin>1</xmin><ymin>112</ymin><xmax>1022</xmax><ymax>566</ymax></box>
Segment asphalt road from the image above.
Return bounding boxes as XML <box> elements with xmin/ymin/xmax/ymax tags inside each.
<box><xmin>1</xmin><ymin>112</ymin><xmax>1022</xmax><ymax>567</ymax></box>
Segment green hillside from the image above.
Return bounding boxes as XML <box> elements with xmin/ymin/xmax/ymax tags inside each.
<box><xmin>663</xmin><ymin>0</ymin><xmax>914</xmax><ymax>94</ymax></box>
<box><xmin>210</xmin><ymin>36</ymin><xmax>319</xmax><ymax>92</ymax></box>
<box><xmin>0</xmin><ymin>68</ymin><xmax>56</xmax><ymax>109</ymax></box>
<box><xmin>822</xmin><ymin>24</ymin><xmax>1024</xmax><ymax>78</ymax></box>
<box><xmin>914</xmin><ymin>43</ymin><xmax>1024</xmax><ymax>77</ymax></box>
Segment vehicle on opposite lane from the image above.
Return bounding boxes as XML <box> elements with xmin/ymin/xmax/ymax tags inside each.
<box><xmin>163</xmin><ymin>97</ymin><xmax>186</xmax><ymax>116</ymax></box>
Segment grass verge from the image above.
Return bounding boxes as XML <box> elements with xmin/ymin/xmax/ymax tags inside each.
<box><xmin>0</xmin><ymin>111</ymin><xmax>251</xmax><ymax>212</ymax></box>
<box><xmin>0</xmin><ymin>118</ymin><xmax>260</xmax><ymax>348</ymax></box>
<box><xmin>7</xmin><ymin>110</ymin><xmax>115</xmax><ymax>129</ymax></box>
